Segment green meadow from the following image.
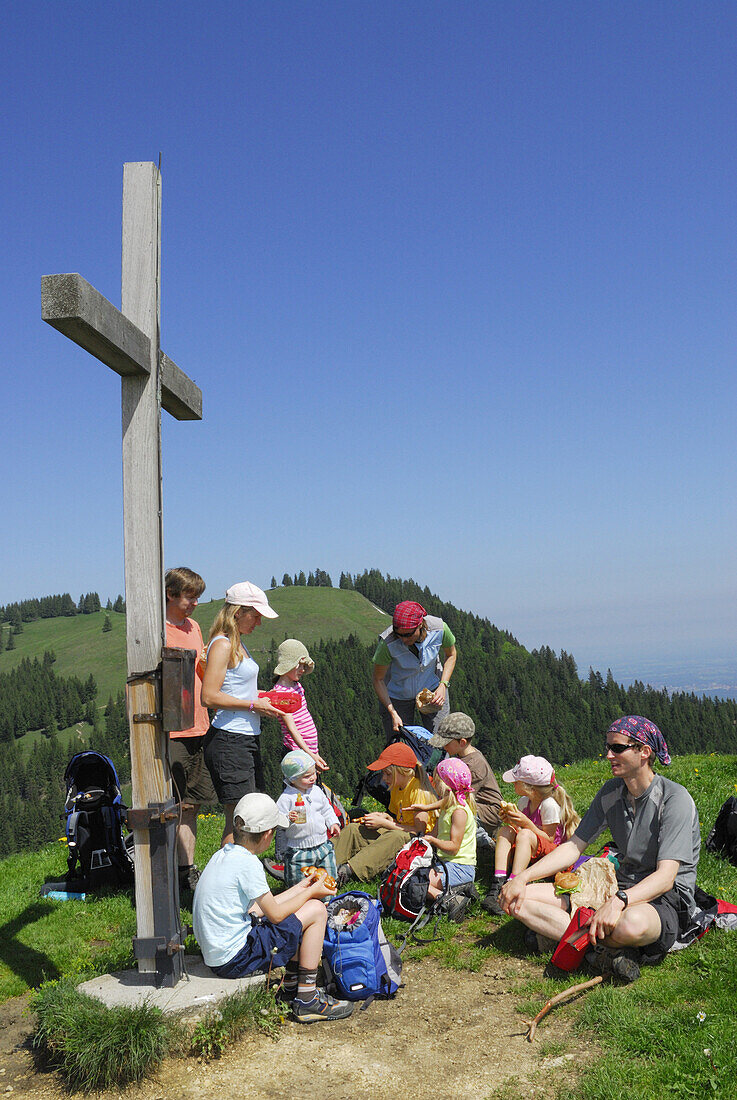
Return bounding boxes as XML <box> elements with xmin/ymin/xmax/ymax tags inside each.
<box><xmin>4</xmin><ymin>751</ymin><xmax>736</xmax><ymax>1096</ymax></box>
<box><xmin>1</xmin><ymin>587</ymin><xmax>387</xmax><ymax>755</ymax></box>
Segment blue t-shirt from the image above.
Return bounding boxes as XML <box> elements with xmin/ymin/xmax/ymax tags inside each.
<box><xmin>193</xmin><ymin>844</ymin><xmax>269</xmax><ymax>967</ymax></box>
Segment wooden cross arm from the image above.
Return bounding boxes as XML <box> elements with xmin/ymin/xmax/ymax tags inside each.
<box><xmin>41</xmin><ymin>272</ymin><xmax>202</xmax><ymax>421</ymax></box>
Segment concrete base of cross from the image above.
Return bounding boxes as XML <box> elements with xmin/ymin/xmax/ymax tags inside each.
<box><xmin>78</xmin><ymin>958</ymin><xmax>269</xmax><ymax>1015</ymax></box>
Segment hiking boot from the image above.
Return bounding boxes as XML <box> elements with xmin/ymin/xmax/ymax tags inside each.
<box><xmin>292</xmin><ymin>990</ymin><xmax>354</xmax><ymax>1024</ymax></box>
<box><xmin>523</xmin><ymin>928</ymin><xmax>541</xmax><ymax>955</ymax></box>
<box><xmin>586</xmin><ymin>945</ymin><xmax>641</xmax><ymax>983</ymax></box>
<box><xmin>178</xmin><ymin>864</ymin><xmax>200</xmax><ymax>892</ymax></box>
<box><xmin>441</xmin><ymin>888</ymin><xmax>473</xmax><ymax>923</ymax></box>
<box><xmin>274</xmin><ymin>982</ymin><xmax>297</xmax><ymax>1005</ymax></box>
<box><xmin>335</xmin><ymin>863</ymin><xmax>353</xmax><ymax>888</ymax></box>
<box><xmin>263</xmin><ymin>857</ymin><xmax>286</xmax><ymax>882</ymax></box>
<box><xmin>480</xmin><ymin>880</ymin><xmax>506</xmax><ymax>916</ymax></box>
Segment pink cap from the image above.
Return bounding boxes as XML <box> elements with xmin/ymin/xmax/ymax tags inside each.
<box><xmin>224</xmin><ymin>581</ymin><xmax>278</xmax><ymax>618</ymax></box>
<box><xmin>502</xmin><ymin>755</ymin><xmax>555</xmax><ymax>787</ymax></box>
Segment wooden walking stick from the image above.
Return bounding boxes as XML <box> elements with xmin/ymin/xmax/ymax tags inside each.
<box><xmin>526</xmin><ymin>975</ymin><xmax>603</xmax><ymax>1041</ymax></box>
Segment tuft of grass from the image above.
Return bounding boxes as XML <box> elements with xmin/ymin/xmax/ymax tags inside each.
<box><xmin>191</xmin><ymin>985</ymin><xmax>283</xmax><ymax>1060</ymax></box>
<box><xmin>32</xmin><ymin>979</ymin><xmax>169</xmax><ymax>1090</ymax></box>
<box><xmin>32</xmin><ymin>977</ymin><xmax>285</xmax><ymax>1088</ymax></box>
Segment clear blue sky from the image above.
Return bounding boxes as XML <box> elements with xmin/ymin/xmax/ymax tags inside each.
<box><xmin>2</xmin><ymin>3</ymin><xmax>735</xmax><ymax>679</ymax></box>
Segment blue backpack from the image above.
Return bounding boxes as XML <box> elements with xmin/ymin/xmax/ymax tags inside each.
<box><xmin>322</xmin><ymin>891</ymin><xmax>402</xmax><ymax>1006</ymax></box>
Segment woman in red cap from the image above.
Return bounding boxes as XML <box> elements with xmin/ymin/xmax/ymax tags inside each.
<box><xmin>332</xmin><ymin>743</ymin><xmax>437</xmax><ymax>885</ymax></box>
<box><xmin>371</xmin><ymin>601</ymin><xmax>457</xmax><ymax>739</ymax></box>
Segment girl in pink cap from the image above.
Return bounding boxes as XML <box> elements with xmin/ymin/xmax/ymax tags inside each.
<box><xmin>409</xmin><ymin>758</ymin><xmax>478</xmax><ymax>921</ymax></box>
<box><xmin>481</xmin><ymin>755</ymin><xmax>579</xmax><ymax>916</ymax></box>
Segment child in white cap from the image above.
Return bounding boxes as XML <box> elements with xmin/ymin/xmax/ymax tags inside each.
<box><xmin>276</xmin><ymin>750</ymin><xmax>341</xmax><ymax>887</ymax></box>
<box><xmin>481</xmin><ymin>754</ymin><xmax>580</xmax><ymax>915</ymax></box>
<box><xmin>193</xmin><ymin>792</ymin><xmax>352</xmax><ymax>1023</ymax></box>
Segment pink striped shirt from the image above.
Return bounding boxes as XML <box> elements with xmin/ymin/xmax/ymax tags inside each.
<box><xmin>278</xmin><ymin>680</ymin><xmax>319</xmax><ymax>753</ymax></box>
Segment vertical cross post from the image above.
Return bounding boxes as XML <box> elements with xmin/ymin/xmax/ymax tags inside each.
<box><xmin>41</xmin><ymin>161</ymin><xmax>203</xmax><ymax>987</ymax></box>
<box><xmin>121</xmin><ymin>163</ymin><xmax>176</xmax><ymax>979</ymax></box>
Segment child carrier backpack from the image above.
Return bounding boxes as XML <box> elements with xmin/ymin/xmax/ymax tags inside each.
<box><xmin>706</xmin><ymin>796</ymin><xmax>737</xmax><ymax>866</ymax></box>
<box><xmin>379</xmin><ymin>836</ymin><xmax>450</xmax><ymax>946</ymax></box>
<box><xmin>322</xmin><ymin>890</ymin><xmax>402</xmax><ymax>1007</ymax></box>
<box><xmin>348</xmin><ymin>726</ymin><xmax>446</xmax><ymax>817</ymax></box>
<box><xmin>63</xmin><ymin>751</ymin><xmax>133</xmax><ymax>887</ymax></box>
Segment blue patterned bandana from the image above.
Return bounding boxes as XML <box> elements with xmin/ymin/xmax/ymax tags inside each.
<box><xmin>607</xmin><ymin>715</ymin><xmax>671</xmax><ymax>766</ymax></box>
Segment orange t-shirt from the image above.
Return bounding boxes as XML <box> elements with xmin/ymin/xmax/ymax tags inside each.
<box><xmin>165</xmin><ymin>618</ymin><xmax>209</xmax><ymax>737</ymax></box>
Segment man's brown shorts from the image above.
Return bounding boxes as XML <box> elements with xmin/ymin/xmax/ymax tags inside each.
<box><xmin>169</xmin><ymin>736</ymin><xmax>217</xmax><ymax>805</ymax></box>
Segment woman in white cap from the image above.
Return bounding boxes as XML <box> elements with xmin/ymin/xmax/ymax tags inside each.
<box><xmin>202</xmin><ymin>581</ymin><xmax>281</xmax><ymax>845</ymax></box>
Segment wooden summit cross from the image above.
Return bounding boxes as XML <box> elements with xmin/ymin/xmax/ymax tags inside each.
<box><xmin>41</xmin><ymin>162</ymin><xmax>202</xmax><ymax>986</ymax></box>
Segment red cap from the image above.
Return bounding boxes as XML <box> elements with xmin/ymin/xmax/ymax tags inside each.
<box><xmin>366</xmin><ymin>743</ymin><xmax>418</xmax><ymax>771</ymax></box>
<box><xmin>392</xmin><ymin>601</ymin><xmax>426</xmax><ymax>631</ymax></box>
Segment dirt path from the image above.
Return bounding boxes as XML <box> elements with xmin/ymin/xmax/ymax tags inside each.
<box><xmin>0</xmin><ymin>955</ymin><xmax>599</xmax><ymax>1099</ymax></box>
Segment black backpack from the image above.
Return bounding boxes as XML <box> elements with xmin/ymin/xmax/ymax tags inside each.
<box><xmin>62</xmin><ymin>752</ymin><xmax>134</xmax><ymax>887</ymax></box>
<box><xmin>348</xmin><ymin>726</ymin><xmax>445</xmax><ymax>816</ymax></box>
<box><xmin>706</xmin><ymin>796</ymin><xmax>737</xmax><ymax>866</ymax></box>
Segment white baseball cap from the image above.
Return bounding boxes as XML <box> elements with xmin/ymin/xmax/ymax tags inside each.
<box><xmin>224</xmin><ymin>581</ymin><xmax>278</xmax><ymax>618</ymax></box>
<box><xmin>233</xmin><ymin>792</ymin><xmax>288</xmax><ymax>832</ymax></box>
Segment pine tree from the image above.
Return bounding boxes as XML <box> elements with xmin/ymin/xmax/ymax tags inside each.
<box><xmin>270</xmin><ymin>576</ymin><xmax>277</xmax><ymax>589</ymax></box>
<box><xmin>282</xmin><ymin>573</ymin><xmax>293</xmax><ymax>587</ymax></box>
<box><xmin>102</xmin><ymin>615</ymin><xmax>112</xmax><ymax>633</ymax></box>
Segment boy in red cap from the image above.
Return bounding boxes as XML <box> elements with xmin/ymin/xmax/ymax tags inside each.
<box><xmin>332</xmin><ymin>743</ymin><xmax>437</xmax><ymax>884</ymax></box>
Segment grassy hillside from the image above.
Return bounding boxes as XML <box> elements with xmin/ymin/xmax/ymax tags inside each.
<box><xmin>6</xmin><ymin>751</ymin><xmax>737</xmax><ymax>1096</ymax></box>
<box><xmin>0</xmin><ymin>588</ymin><xmax>388</xmax><ymax>751</ymax></box>
<box><xmin>192</xmin><ymin>585</ymin><xmax>388</xmax><ymax>656</ymax></box>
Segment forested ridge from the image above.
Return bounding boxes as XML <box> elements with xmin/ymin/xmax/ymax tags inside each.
<box><xmin>1</xmin><ymin>569</ymin><xmax>735</xmax><ymax>858</ymax></box>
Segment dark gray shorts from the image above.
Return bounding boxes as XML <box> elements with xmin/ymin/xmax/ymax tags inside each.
<box><xmin>169</xmin><ymin>735</ymin><xmax>217</xmax><ymax>805</ymax></box>
<box><xmin>203</xmin><ymin>727</ymin><xmax>264</xmax><ymax>804</ymax></box>
<box><xmin>640</xmin><ymin>887</ymin><xmax>693</xmax><ymax>966</ymax></box>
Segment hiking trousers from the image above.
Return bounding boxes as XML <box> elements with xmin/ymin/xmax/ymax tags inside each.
<box><xmin>332</xmin><ymin>822</ymin><xmax>411</xmax><ymax>881</ymax></box>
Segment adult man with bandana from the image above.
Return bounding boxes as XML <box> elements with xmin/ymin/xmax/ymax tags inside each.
<box><xmin>500</xmin><ymin>716</ymin><xmax>700</xmax><ymax>981</ymax></box>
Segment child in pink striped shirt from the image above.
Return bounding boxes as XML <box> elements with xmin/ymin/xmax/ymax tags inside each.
<box><xmin>273</xmin><ymin>640</ymin><xmax>328</xmax><ymax>772</ymax></box>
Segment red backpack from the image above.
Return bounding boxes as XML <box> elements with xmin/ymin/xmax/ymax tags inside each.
<box><xmin>379</xmin><ymin>837</ymin><xmax>449</xmax><ymax>944</ymax></box>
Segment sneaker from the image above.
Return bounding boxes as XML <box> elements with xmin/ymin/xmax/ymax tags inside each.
<box><xmin>480</xmin><ymin>880</ymin><xmax>506</xmax><ymax>915</ymax></box>
<box><xmin>178</xmin><ymin>864</ymin><xmax>200</xmax><ymax>892</ymax></box>
<box><xmin>586</xmin><ymin>945</ymin><xmax>640</xmax><ymax>983</ymax></box>
<box><xmin>263</xmin><ymin>857</ymin><xmax>286</xmax><ymax>882</ymax></box>
<box><xmin>292</xmin><ymin>990</ymin><xmax>354</xmax><ymax>1023</ymax></box>
<box><xmin>335</xmin><ymin>863</ymin><xmax>352</xmax><ymax>888</ymax></box>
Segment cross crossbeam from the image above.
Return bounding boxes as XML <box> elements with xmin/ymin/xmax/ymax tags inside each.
<box><xmin>41</xmin><ymin>272</ymin><xmax>201</xmax><ymax>421</ymax></box>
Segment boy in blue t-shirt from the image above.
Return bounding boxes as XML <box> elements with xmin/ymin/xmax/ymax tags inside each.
<box><xmin>193</xmin><ymin>792</ymin><xmax>352</xmax><ymax>1023</ymax></box>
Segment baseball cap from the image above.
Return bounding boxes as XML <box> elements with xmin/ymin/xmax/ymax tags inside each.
<box><xmin>224</xmin><ymin>581</ymin><xmax>278</xmax><ymax>618</ymax></box>
<box><xmin>366</xmin><ymin>743</ymin><xmax>418</xmax><ymax>771</ymax></box>
<box><xmin>502</xmin><ymin>755</ymin><xmax>555</xmax><ymax>786</ymax></box>
<box><xmin>233</xmin><ymin>792</ymin><xmax>288</xmax><ymax>832</ymax></box>
<box><xmin>430</xmin><ymin>711</ymin><xmax>476</xmax><ymax>748</ymax></box>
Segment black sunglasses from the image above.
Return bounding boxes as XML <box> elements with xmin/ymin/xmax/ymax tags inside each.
<box><xmin>605</xmin><ymin>742</ymin><xmax>640</xmax><ymax>755</ymax></box>
<box><xmin>394</xmin><ymin>627</ymin><xmax>418</xmax><ymax>638</ymax></box>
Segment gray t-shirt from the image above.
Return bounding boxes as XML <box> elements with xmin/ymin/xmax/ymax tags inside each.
<box><xmin>574</xmin><ymin>774</ymin><xmax>700</xmax><ymax>912</ymax></box>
